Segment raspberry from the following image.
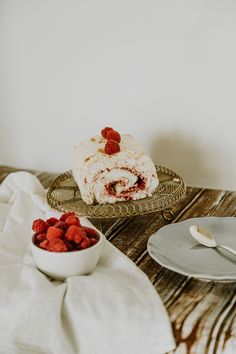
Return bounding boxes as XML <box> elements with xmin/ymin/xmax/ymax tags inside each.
<box><xmin>74</xmin><ymin>230</ymin><xmax>86</xmax><ymax>244</ymax></box>
<box><xmin>46</xmin><ymin>217</ymin><xmax>58</xmax><ymax>226</ymax></box>
<box><xmin>32</xmin><ymin>219</ymin><xmax>48</xmax><ymax>233</ymax></box>
<box><xmin>46</xmin><ymin>226</ymin><xmax>64</xmax><ymax>241</ymax></box>
<box><xmin>35</xmin><ymin>233</ymin><xmax>47</xmax><ymax>243</ymax></box>
<box><xmin>80</xmin><ymin>237</ymin><xmax>91</xmax><ymax>249</ymax></box>
<box><xmin>47</xmin><ymin>238</ymin><xmax>67</xmax><ymax>252</ymax></box>
<box><xmin>106</xmin><ymin>129</ymin><xmax>121</xmax><ymax>143</ymax></box>
<box><xmin>65</xmin><ymin>225</ymin><xmax>86</xmax><ymax>243</ymax></box>
<box><xmin>59</xmin><ymin>212</ymin><xmax>75</xmax><ymax>222</ymax></box>
<box><xmin>65</xmin><ymin>225</ymin><xmax>79</xmax><ymax>241</ymax></box>
<box><xmin>90</xmin><ymin>237</ymin><xmax>98</xmax><ymax>246</ymax></box>
<box><xmin>63</xmin><ymin>238</ymin><xmax>75</xmax><ymax>251</ymax></box>
<box><xmin>33</xmin><ymin>215</ymin><xmax>100</xmax><ymax>252</ymax></box>
<box><xmin>65</xmin><ymin>215</ymin><xmax>81</xmax><ymax>227</ymax></box>
<box><xmin>82</xmin><ymin>226</ymin><xmax>98</xmax><ymax>238</ymax></box>
<box><xmin>105</xmin><ymin>140</ymin><xmax>120</xmax><ymax>155</ymax></box>
<box><xmin>101</xmin><ymin>127</ymin><xmax>113</xmax><ymax>139</ymax></box>
<box><xmin>39</xmin><ymin>240</ymin><xmax>49</xmax><ymax>249</ymax></box>
<box><xmin>54</xmin><ymin>221</ymin><xmax>68</xmax><ymax>231</ymax></box>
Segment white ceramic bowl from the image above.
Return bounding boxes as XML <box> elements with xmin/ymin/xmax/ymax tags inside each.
<box><xmin>31</xmin><ymin>231</ymin><xmax>105</xmax><ymax>280</ymax></box>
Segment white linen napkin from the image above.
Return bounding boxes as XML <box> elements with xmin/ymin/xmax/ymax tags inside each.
<box><xmin>0</xmin><ymin>172</ymin><xmax>176</xmax><ymax>354</ymax></box>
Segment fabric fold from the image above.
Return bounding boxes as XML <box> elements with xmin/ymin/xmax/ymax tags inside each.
<box><xmin>0</xmin><ymin>172</ymin><xmax>175</xmax><ymax>354</ymax></box>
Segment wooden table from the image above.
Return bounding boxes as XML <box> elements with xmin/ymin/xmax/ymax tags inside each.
<box><xmin>1</xmin><ymin>166</ymin><xmax>236</xmax><ymax>354</ymax></box>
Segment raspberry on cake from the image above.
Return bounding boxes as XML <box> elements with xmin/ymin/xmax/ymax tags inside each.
<box><xmin>106</xmin><ymin>129</ymin><xmax>121</xmax><ymax>143</ymax></box>
<box><xmin>101</xmin><ymin>127</ymin><xmax>113</xmax><ymax>139</ymax></box>
<box><xmin>72</xmin><ymin>128</ymin><xmax>159</xmax><ymax>205</ymax></box>
<box><xmin>105</xmin><ymin>139</ymin><xmax>120</xmax><ymax>155</ymax></box>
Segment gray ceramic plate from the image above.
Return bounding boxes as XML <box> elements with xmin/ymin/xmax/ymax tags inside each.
<box><xmin>147</xmin><ymin>217</ymin><xmax>236</xmax><ymax>281</ymax></box>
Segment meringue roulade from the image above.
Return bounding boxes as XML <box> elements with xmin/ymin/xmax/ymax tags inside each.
<box><xmin>72</xmin><ymin>132</ymin><xmax>159</xmax><ymax>205</ymax></box>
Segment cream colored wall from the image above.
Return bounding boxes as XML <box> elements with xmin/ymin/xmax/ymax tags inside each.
<box><xmin>1</xmin><ymin>0</ymin><xmax>236</xmax><ymax>190</ymax></box>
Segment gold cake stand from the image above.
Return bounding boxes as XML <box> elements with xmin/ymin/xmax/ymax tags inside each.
<box><xmin>47</xmin><ymin>166</ymin><xmax>186</xmax><ymax>219</ymax></box>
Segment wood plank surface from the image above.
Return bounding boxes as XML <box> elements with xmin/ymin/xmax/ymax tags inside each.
<box><xmin>1</xmin><ymin>165</ymin><xmax>236</xmax><ymax>354</ymax></box>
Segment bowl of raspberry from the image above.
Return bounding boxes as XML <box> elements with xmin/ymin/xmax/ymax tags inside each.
<box><xmin>31</xmin><ymin>212</ymin><xmax>104</xmax><ymax>280</ymax></box>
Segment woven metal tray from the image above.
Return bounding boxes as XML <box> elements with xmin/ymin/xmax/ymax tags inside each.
<box><xmin>47</xmin><ymin>166</ymin><xmax>186</xmax><ymax>218</ymax></box>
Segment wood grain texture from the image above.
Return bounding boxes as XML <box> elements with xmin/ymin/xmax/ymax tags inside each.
<box><xmin>1</xmin><ymin>166</ymin><xmax>236</xmax><ymax>354</ymax></box>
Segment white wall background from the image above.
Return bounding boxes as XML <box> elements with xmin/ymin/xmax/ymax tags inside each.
<box><xmin>1</xmin><ymin>0</ymin><xmax>236</xmax><ymax>190</ymax></box>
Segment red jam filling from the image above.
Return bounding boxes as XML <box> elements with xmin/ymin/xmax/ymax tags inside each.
<box><xmin>105</xmin><ymin>174</ymin><xmax>146</xmax><ymax>199</ymax></box>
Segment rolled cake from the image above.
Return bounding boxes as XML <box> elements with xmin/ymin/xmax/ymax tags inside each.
<box><xmin>72</xmin><ymin>132</ymin><xmax>159</xmax><ymax>205</ymax></box>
